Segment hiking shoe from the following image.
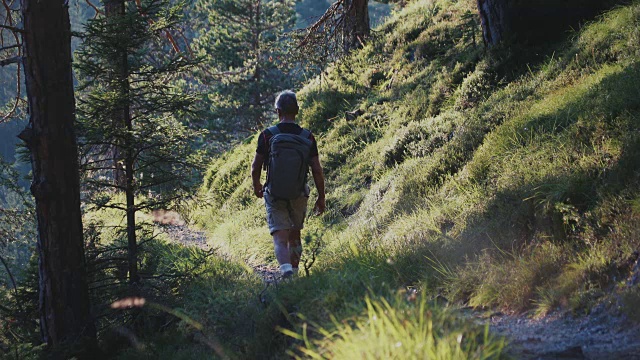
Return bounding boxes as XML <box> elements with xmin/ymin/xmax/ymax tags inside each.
<box><xmin>282</xmin><ymin>270</ymin><xmax>294</xmax><ymax>279</ymax></box>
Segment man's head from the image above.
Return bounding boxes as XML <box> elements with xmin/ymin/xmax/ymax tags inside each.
<box><xmin>275</xmin><ymin>90</ymin><xmax>299</xmax><ymax>119</ymax></box>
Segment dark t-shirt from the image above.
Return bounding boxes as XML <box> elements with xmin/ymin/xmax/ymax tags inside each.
<box><xmin>256</xmin><ymin>122</ymin><xmax>319</xmax><ymax>158</ymax></box>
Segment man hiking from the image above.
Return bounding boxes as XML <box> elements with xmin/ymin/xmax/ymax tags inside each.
<box><xmin>251</xmin><ymin>90</ymin><xmax>326</xmax><ymax>278</ymax></box>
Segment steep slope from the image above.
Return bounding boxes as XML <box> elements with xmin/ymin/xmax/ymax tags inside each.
<box><xmin>193</xmin><ymin>0</ymin><xmax>640</xmax><ymax>357</ymax></box>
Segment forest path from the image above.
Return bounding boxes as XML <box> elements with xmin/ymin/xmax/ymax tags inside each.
<box><xmin>153</xmin><ymin>212</ymin><xmax>640</xmax><ymax>358</ymax></box>
<box><xmin>159</xmin><ymin>223</ymin><xmax>211</xmax><ymax>250</ymax></box>
<box><xmin>153</xmin><ymin>210</ymin><xmax>281</xmax><ymax>283</ymax></box>
<box><xmin>474</xmin><ymin>308</ymin><xmax>640</xmax><ymax>359</ymax></box>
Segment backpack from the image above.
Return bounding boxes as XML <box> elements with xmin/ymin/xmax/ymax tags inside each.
<box><xmin>265</xmin><ymin>125</ymin><xmax>313</xmax><ymax>200</ymax></box>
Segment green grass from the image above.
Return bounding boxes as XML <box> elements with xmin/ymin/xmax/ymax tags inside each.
<box><xmin>286</xmin><ymin>294</ymin><xmax>506</xmax><ymax>359</ymax></box>
<box><xmin>5</xmin><ymin>1</ymin><xmax>638</xmax><ymax>358</ymax></box>
<box><xmin>152</xmin><ymin>0</ymin><xmax>640</xmax><ymax>358</ymax></box>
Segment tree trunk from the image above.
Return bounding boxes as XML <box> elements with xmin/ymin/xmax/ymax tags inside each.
<box><xmin>477</xmin><ymin>0</ymin><xmax>616</xmax><ymax>47</ymax></box>
<box><xmin>104</xmin><ymin>0</ymin><xmax>138</xmax><ymax>284</ymax></box>
<box><xmin>476</xmin><ymin>0</ymin><xmax>506</xmax><ymax>47</ymax></box>
<box><xmin>105</xmin><ymin>0</ymin><xmax>128</xmax><ymax>189</ymax></box>
<box><xmin>125</xmin><ymin>108</ymin><xmax>138</xmax><ymax>285</ymax></box>
<box><xmin>20</xmin><ymin>0</ymin><xmax>96</xmax><ymax>354</ymax></box>
<box><xmin>121</xmin><ymin>18</ymin><xmax>138</xmax><ymax>286</ymax></box>
<box><xmin>253</xmin><ymin>0</ymin><xmax>263</xmax><ymax>128</ymax></box>
<box><xmin>342</xmin><ymin>0</ymin><xmax>370</xmax><ymax>52</ymax></box>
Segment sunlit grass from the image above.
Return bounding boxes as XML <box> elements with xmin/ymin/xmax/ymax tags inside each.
<box><xmin>184</xmin><ymin>0</ymin><xmax>640</xmax><ymax>358</ymax></box>
<box><xmin>285</xmin><ymin>294</ymin><xmax>506</xmax><ymax>359</ymax></box>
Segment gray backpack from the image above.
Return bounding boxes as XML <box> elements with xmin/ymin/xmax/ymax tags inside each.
<box><xmin>265</xmin><ymin>125</ymin><xmax>313</xmax><ymax>200</ymax></box>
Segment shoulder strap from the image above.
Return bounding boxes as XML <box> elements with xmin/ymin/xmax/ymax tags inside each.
<box><xmin>267</xmin><ymin>125</ymin><xmax>280</xmax><ymax>136</ymax></box>
<box><xmin>264</xmin><ymin>126</ymin><xmax>280</xmax><ymax>172</ymax></box>
<box><xmin>300</xmin><ymin>128</ymin><xmax>311</xmax><ymax>139</ymax></box>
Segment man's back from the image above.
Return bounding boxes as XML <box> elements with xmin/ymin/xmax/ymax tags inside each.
<box><xmin>256</xmin><ymin>123</ymin><xmax>319</xmax><ymax>160</ymax></box>
<box><xmin>264</xmin><ymin>125</ymin><xmax>313</xmax><ymax>200</ymax></box>
<box><xmin>250</xmin><ymin>90</ymin><xmax>325</xmax><ymax>277</ymax></box>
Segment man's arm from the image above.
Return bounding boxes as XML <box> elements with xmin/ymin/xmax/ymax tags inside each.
<box><xmin>310</xmin><ymin>155</ymin><xmax>326</xmax><ymax>214</ymax></box>
<box><xmin>251</xmin><ymin>153</ymin><xmax>265</xmax><ymax>198</ymax></box>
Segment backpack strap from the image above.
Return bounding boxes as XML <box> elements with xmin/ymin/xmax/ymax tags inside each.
<box><xmin>300</xmin><ymin>128</ymin><xmax>311</xmax><ymax>139</ymax></box>
<box><xmin>267</xmin><ymin>125</ymin><xmax>280</xmax><ymax>136</ymax></box>
<box><xmin>298</xmin><ymin>129</ymin><xmax>312</xmax><ymax>184</ymax></box>
<box><xmin>262</xmin><ymin>126</ymin><xmax>275</xmax><ymax>173</ymax></box>
<box><xmin>268</xmin><ymin>125</ymin><xmax>311</xmax><ymax>138</ymax></box>
<box><xmin>264</xmin><ymin>125</ymin><xmax>280</xmax><ymax>176</ymax></box>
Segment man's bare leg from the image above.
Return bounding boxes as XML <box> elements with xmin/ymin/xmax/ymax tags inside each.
<box><xmin>289</xmin><ymin>229</ymin><xmax>302</xmax><ymax>274</ymax></box>
<box><xmin>273</xmin><ymin>229</ymin><xmax>293</xmax><ymax>274</ymax></box>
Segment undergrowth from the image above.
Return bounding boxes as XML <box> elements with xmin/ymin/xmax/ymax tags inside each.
<box><xmin>285</xmin><ymin>294</ymin><xmax>506</xmax><ymax>359</ymax></box>
<box><xmin>117</xmin><ymin>0</ymin><xmax>640</xmax><ymax>358</ymax></box>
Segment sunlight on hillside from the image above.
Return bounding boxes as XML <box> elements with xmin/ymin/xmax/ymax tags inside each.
<box><xmin>3</xmin><ymin>0</ymin><xmax>639</xmax><ymax>358</ymax></box>
<box><xmin>191</xmin><ymin>0</ymin><xmax>640</xmax><ymax>357</ymax></box>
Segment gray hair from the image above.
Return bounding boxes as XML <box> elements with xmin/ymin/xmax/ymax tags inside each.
<box><xmin>274</xmin><ymin>90</ymin><xmax>299</xmax><ymax>115</ymax></box>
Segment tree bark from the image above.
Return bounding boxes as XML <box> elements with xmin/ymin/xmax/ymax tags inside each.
<box><xmin>253</xmin><ymin>0</ymin><xmax>263</xmax><ymax>128</ymax></box>
<box><xmin>125</xmin><ymin>101</ymin><xmax>138</xmax><ymax>285</ymax></box>
<box><xmin>21</xmin><ymin>0</ymin><xmax>96</xmax><ymax>353</ymax></box>
<box><xmin>342</xmin><ymin>0</ymin><xmax>370</xmax><ymax>52</ymax></box>
<box><xmin>476</xmin><ymin>0</ymin><xmax>506</xmax><ymax>47</ymax></box>
<box><xmin>477</xmin><ymin>0</ymin><xmax>615</xmax><ymax>47</ymax></box>
<box><xmin>105</xmin><ymin>0</ymin><xmax>128</xmax><ymax>189</ymax></box>
<box><xmin>104</xmin><ymin>0</ymin><xmax>138</xmax><ymax>284</ymax></box>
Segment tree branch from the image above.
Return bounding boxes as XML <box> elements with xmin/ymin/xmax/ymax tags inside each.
<box><xmin>0</xmin><ymin>253</ymin><xmax>18</xmax><ymax>296</ymax></box>
<box><xmin>298</xmin><ymin>0</ymin><xmax>344</xmax><ymax>48</ymax></box>
<box><xmin>0</xmin><ymin>44</ymin><xmax>20</xmax><ymax>52</ymax></box>
<box><xmin>0</xmin><ymin>55</ymin><xmax>20</xmax><ymax>66</ymax></box>
<box><xmin>0</xmin><ymin>25</ymin><xmax>24</xmax><ymax>33</ymax></box>
<box><xmin>85</xmin><ymin>0</ymin><xmax>103</xmax><ymax>17</ymax></box>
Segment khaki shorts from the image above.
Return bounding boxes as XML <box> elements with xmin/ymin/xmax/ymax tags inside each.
<box><xmin>264</xmin><ymin>187</ymin><xmax>309</xmax><ymax>235</ymax></box>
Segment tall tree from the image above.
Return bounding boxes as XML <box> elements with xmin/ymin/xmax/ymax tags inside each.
<box><xmin>75</xmin><ymin>0</ymin><xmax>203</xmax><ymax>285</ymax></box>
<box><xmin>297</xmin><ymin>0</ymin><xmax>371</xmax><ymax>58</ymax></box>
<box><xmin>193</xmin><ymin>0</ymin><xmax>297</xmax><ymax>134</ymax></box>
<box><xmin>19</xmin><ymin>0</ymin><xmax>96</xmax><ymax>353</ymax></box>
<box><xmin>104</xmin><ymin>0</ymin><xmax>128</xmax><ymax>188</ymax></box>
<box><xmin>476</xmin><ymin>0</ymin><xmax>617</xmax><ymax>47</ymax></box>
<box><xmin>475</xmin><ymin>0</ymin><xmax>505</xmax><ymax>47</ymax></box>
<box><xmin>342</xmin><ymin>0</ymin><xmax>369</xmax><ymax>51</ymax></box>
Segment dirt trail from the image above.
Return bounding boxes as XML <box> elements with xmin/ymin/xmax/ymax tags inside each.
<box><xmin>483</xmin><ymin>308</ymin><xmax>640</xmax><ymax>359</ymax></box>
<box><xmin>155</xmin><ymin>212</ymin><xmax>640</xmax><ymax>358</ymax></box>
<box><xmin>159</xmin><ymin>223</ymin><xmax>211</xmax><ymax>249</ymax></box>
<box><xmin>154</xmin><ymin>211</ymin><xmax>281</xmax><ymax>283</ymax></box>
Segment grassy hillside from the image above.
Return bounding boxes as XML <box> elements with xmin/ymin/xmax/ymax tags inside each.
<box><xmin>153</xmin><ymin>0</ymin><xmax>640</xmax><ymax>358</ymax></box>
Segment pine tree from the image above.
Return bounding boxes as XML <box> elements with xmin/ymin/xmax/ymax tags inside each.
<box><xmin>295</xmin><ymin>0</ymin><xmax>371</xmax><ymax>63</ymax></box>
<box><xmin>75</xmin><ymin>0</ymin><xmax>204</xmax><ymax>285</ymax></box>
<box><xmin>342</xmin><ymin>0</ymin><xmax>370</xmax><ymax>51</ymax></box>
<box><xmin>20</xmin><ymin>0</ymin><xmax>96</xmax><ymax>353</ymax></box>
<box><xmin>193</xmin><ymin>0</ymin><xmax>297</xmax><ymax>135</ymax></box>
<box><xmin>476</xmin><ymin>0</ymin><xmax>617</xmax><ymax>46</ymax></box>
